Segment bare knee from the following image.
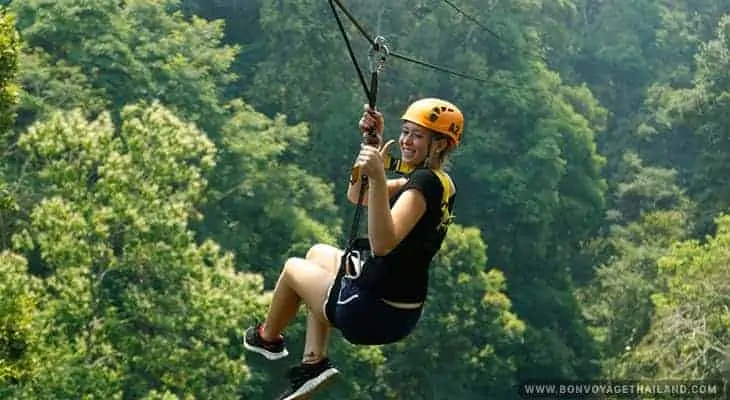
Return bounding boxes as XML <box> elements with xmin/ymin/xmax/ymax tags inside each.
<box><xmin>305</xmin><ymin>244</ymin><xmax>342</xmax><ymax>275</ymax></box>
<box><xmin>282</xmin><ymin>256</ymin><xmax>328</xmax><ymax>283</ymax></box>
<box><xmin>306</xmin><ymin>244</ymin><xmax>336</xmax><ymax>260</ymax></box>
<box><xmin>280</xmin><ymin>257</ymin><xmax>334</xmax><ymax>317</ymax></box>
<box><xmin>282</xmin><ymin>257</ymin><xmax>304</xmax><ymax>280</ymax></box>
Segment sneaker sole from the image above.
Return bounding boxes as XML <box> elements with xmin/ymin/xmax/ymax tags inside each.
<box><xmin>279</xmin><ymin>367</ymin><xmax>340</xmax><ymax>400</ymax></box>
<box><xmin>243</xmin><ymin>338</ymin><xmax>289</xmax><ymax>360</ymax></box>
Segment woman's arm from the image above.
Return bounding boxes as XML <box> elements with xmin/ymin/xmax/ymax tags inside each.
<box><xmin>366</xmin><ymin>175</ymin><xmax>427</xmax><ymax>256</ymax></box>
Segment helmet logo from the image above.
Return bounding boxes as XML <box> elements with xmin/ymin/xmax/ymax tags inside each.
<box><xmin>429</xmin><ymin>106</ymin><xmax>441</xmax><ymax>122</ymax></box>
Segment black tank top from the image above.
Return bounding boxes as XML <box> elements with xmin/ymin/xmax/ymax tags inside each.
<box><xmin>374</xmin><ymin>168</ymin><xmax>455</xmax><ymax>303</ymax></box>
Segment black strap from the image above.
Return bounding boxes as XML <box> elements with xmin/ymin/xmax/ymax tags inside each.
<box><xmin>327</xmin><ymin>0</ymin><xmax>375</xmax><ymax>107</ymax></box>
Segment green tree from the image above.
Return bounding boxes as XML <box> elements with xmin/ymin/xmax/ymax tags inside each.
<box><xmin>618</xmin><ymin>214</ymin><xmax>730</xmax><ymax>381</ymax></box>
<box><xmin>195</xmin><ymin>101</ymin><xmax>343</xmax><ymax>283</ymax></box>
<box><xmin>577</xmin><ymin>151</ymin><xmax>692</xmax><ymax>377</ymax></box>
<box><xmin>178</xmin><ymin>0</ymin><xmax>265</xmax><ymax>100</ymax></box>
<box><xmin>9</xmin><ymin>0</ymin><xmax>237</xmax><ymax>135</ymax></box>
<box><xmin>640</xmin><ymin>15</ymin><xmax>730</xmax><ymax>235</ymax></box>
<box><xmin>0</xmin><ymin>251</ymin><xmax>40</xmax><ymax>390</ymax></box>
<box><xmin>451</xmin><ymin>63</ymin><xmax>607</xmax><ymax>381</ymax></box>
<box><xmin>0</xmin><ymin>6</ymin><xmax>19</xmax><ymax>136</ymax></box>
<box><xmin>4</xmin><ymin>103</ymin><xmax>264</xmax><ymax>399</ymax></box>
<box><xmin>8</xmin><ymin>0</ymin><xmax>341</xmax><ymax>288</ymax></box>
<box><xmin>0</xmin><ymin>6</ymin><xmax>21</xmax><ymax>250</ymax></box>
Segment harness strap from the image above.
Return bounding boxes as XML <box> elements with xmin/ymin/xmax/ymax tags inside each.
<box><xmin>431</xmin><ymin>168</ymin><xmax>456</xmax><ymax>231</ymax></box>
<box><xmin>327</xmin><ymin>0</ymin><xmax>374</xmax><ymax>108</ymax></box>
<box><xmin>383</xmin><ymin>153</ymin><xmax>414</xmax><ymax>175</ymax></box>
<box><xmin>383</xmin><ymin>159</ymin><xmax>454</xmax><ymax>229</ymax></box>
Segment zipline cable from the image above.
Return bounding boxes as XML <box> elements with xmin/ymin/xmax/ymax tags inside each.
<box><xmin>441</xmin><ymin>0</ymin><xmax>507</xmax><ymax>46</ymax></box>
<box><xmin>329</xmin><ymin>0</ymin><xmax>490</xmax><ymax>84</ymax></box>
<box><xmin>207</xmin><ymin>0</ymin><xmax>543</xmax><ymax>206</ymax></box>
<box><xmin>439</xmin><ymin>0</ymin><xmax>549</xmax><ymax>64</ymax></box>
<box><xmin>389</xmin><ymin>52</ymin><xmax>490</xmax><ymax>83</ymax></box>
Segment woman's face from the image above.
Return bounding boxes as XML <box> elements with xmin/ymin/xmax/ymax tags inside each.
<box><xmin>399</xmin><ymin>121</ymin><xmax>432</xmax><ymax>166</ymax></box>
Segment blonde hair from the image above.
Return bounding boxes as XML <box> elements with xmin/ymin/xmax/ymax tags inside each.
<box><xmin>428</xmin><ymin>133</ymin><xmax>456</xmax><ymax>170</ymax></box>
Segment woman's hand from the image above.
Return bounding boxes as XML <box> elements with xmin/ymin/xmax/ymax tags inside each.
<box><xmin>355</xmin><ymin>139</ymin><xmax>397</xmax><ymax>182</ymax></box>
<box><xmin>358</xmin><ymin>104</ymin><xmax>384</xmax><ymax>145</ymax></box>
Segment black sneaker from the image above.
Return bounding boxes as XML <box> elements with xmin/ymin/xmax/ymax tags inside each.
<box><xmin>277</xmin><ymin>358</ymin><xmax>340</xmax><ymax>400</ymax></box>
<box><xmin>243</xmin><ymin>324</ymin><xmax>289</xmax><ymax>360</ymax></box>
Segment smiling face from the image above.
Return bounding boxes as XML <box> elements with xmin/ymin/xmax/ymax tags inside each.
<box><xmin>399</xmin><ymin>121</ymin><xmax>434</xmax><ymax>166</ymax></box>
<box><xmin>398</xmin><ymin>98</ymin><xmax>464</xmax><ymax>168</ymax></box>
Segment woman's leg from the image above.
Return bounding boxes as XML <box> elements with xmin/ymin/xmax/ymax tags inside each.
<box><xmin>300</xmin><ymin>245</ymin><xmax>342</xmax><ymax>363</ymax></box>
<box><xmin>245</xmin><ymin>245</ymin><xmax>345</xmax><ymax>399</ymax></box>
<box><xmin>260</xmin><ymin>244</ymin><xmax>343</xmax><ymax>359</ymax></box>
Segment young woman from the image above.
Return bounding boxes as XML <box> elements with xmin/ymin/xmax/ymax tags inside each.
<box><xmin>243</xmin><ymin>98</ymin><xmax>464</xmax><ymax>399</ymax></box>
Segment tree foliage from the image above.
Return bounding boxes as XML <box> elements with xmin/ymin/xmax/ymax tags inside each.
<box><xmin>3</xmin><ymin>102</ymin><xmax>264</xmax><ymax>399</ymax></box>
<box><xmin>617</xmin><ymin>214</ymin><xmax>730</xmax><ymax>381</ymax></box>
<box><xmin>1</xmin><ymin>0</ymin><xmax>729</xmax><ymax>398</ymax></box>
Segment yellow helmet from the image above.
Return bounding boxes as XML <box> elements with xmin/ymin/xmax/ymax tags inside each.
<box><xmin>400</xmin><ymin>98</ymin><xmax>464</xmax><ymax>145</ymax></box>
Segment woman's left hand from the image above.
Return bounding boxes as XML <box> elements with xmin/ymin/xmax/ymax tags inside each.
<box><xmin>355</xmin><ymin>139</ymin><xmax>396</xmax><ymax>181</ymax></box>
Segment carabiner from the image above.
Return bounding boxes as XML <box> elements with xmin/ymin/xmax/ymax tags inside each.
<box><xmin>368</xmin><ymin>36</ymin><xmax>390</xmax><ymax>74</ymax></box>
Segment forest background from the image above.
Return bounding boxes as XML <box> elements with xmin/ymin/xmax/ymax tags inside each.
<box><xmin>0</xmin><ymin>0</ymin><xmax>728</xmax><ymax>399</ymax></box>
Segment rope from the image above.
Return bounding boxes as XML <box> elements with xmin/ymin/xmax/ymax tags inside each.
<box><xmin>327</xmin><ymin>0</ymin><xmax>374</xmax><ymax>106</ymax></box>
<box><xmin>329</xmin><ymin>0</ymin><xmax>378</xmax><ymax>48</ymax></box>
<box><xmin>328</xmin><ymin>0</ymin><xmax>386</xmax><ymax>254</ymax></box>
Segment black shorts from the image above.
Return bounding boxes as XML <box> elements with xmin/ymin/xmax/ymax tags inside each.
<box><xmin>324</xmin><ymin>273</ymin><xmax>422</xmax><ymax>346</ymax></box>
